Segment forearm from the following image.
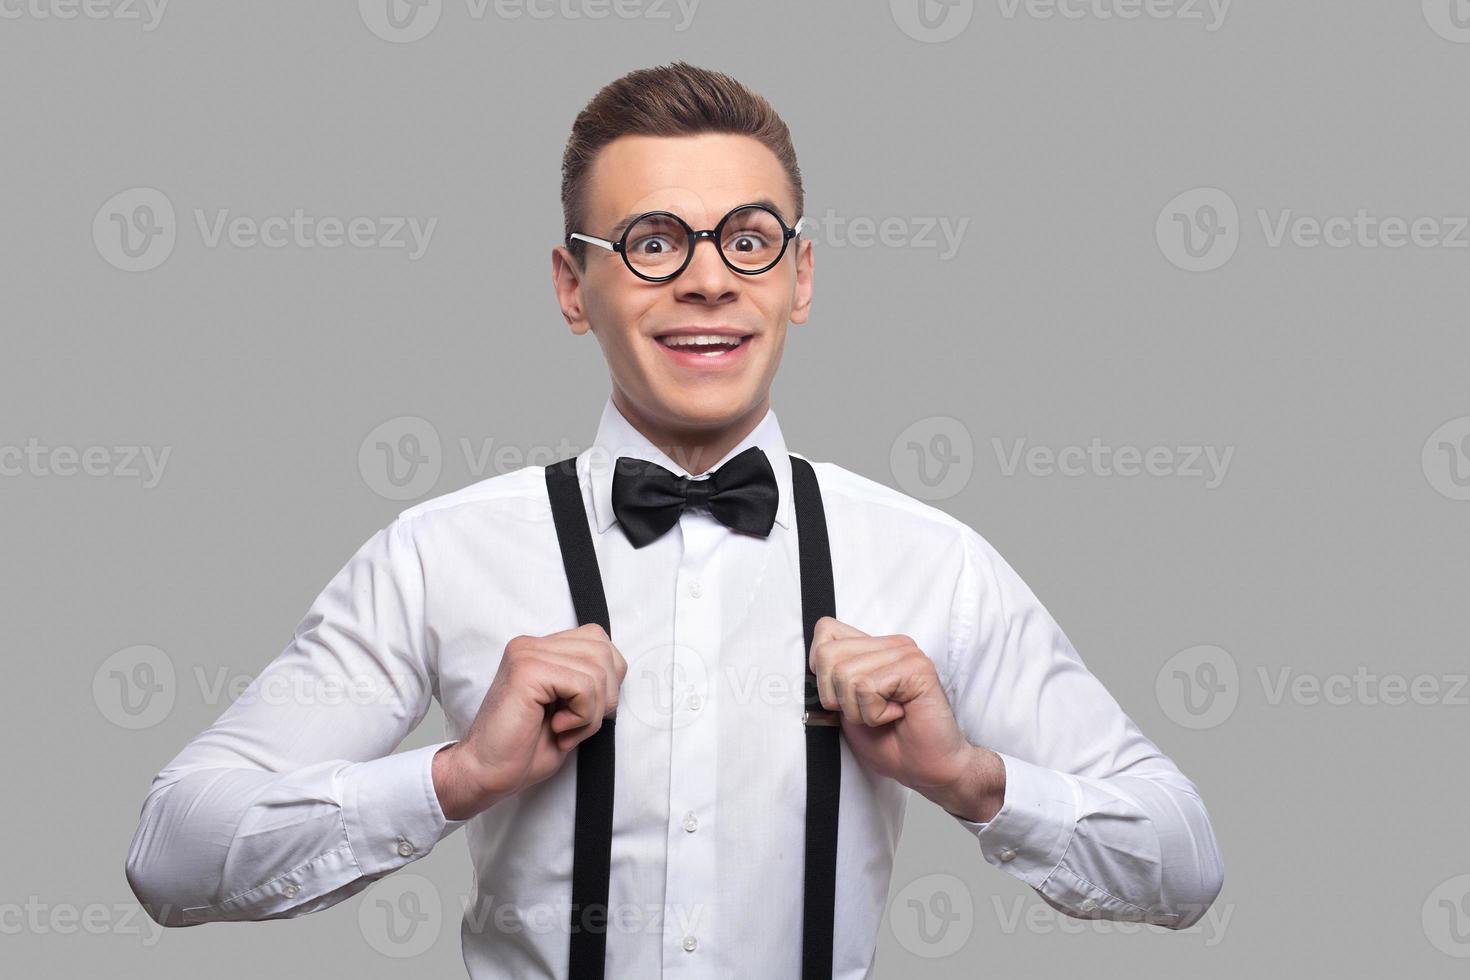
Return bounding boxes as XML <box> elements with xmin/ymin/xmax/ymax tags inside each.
<box><xmin>127</xmin><ymin>743</ymin><xmax>459</xmax><ymax>926</ymax></box>
<box><xmin>949</xmin><ymin>751</ymin><xmax>1225</xmax><ymax>928</ymax></box>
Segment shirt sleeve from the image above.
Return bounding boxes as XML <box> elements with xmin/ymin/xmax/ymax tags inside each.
<box><xmin>937</xmin><ymin>524</ymin><xmax>1225</xmax><ymax>929</ymax></box>
<box><xmin>124</xmin><ymin>515</ymin><xmax>467</xmax><ymax>927</ymax></box>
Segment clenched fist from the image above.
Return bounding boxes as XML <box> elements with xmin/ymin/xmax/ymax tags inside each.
<box><xmin>433</xmin><ymin>623</ymin><xmax>627</xmax><ymax>821</ymax></box>
<box><xmin>808</xmin><ymin>616</ymin><xmax>1005</xmax><ymax>822</ymax></box>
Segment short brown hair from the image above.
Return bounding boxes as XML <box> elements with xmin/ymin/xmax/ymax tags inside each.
<box><xmin>560</xmin><ymin>62</ymin><xmax>804</xmax><ymax>261</ymax></box>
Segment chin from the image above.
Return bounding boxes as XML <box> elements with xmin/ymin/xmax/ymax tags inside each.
<box><xmin>654</xmin><ymin>388</ymin><xmax>758</xmax><ymax>427</ymax></box>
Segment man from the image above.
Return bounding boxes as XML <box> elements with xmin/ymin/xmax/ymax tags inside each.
<box><xmin>126</xmin><ymin>62</ymin><xmax>1224</xmax><ymax>978</ymax></box>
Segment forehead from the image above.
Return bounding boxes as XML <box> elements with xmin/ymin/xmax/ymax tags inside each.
<box><xmin>582</xmin><ymin>132</ymin><xmax>796</xmax><ymax>229</ymax></box>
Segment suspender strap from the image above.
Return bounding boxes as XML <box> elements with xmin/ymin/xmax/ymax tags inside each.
<box><xmin>545</xmin><ymin>457</ymin><xmax>615</xmax><ymax>980</ymax></box>
<box><xmin>791</xmin><ymin>454</ymin><xmax>840</xmax><ymax>980</ymax></box>
<box><xmin>545</xmin><ymin>453</ymin><xmax>839</xmax><ymax>979</ymax></box>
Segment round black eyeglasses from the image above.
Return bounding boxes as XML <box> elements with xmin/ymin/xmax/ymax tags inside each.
<box><xmin>569</xmin><ymin>203</ymin><xmax>804</xmax><ymax>282</ymax></box>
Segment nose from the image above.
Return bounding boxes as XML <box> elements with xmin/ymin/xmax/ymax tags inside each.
<box><xmin>672</xmin><ymin>232</ymin><xmax>740</xmax><ymax>305</ymax></box>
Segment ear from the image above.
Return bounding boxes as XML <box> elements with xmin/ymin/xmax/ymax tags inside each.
<box><xmin>551</xmin><ymin>245</ymin><xmax>593</xmax><ymax>335</ymax></box>
<box><xmin>788</xmin><ymin>237</ymin><xmax>814</xmax><ymax>325</ymax></box>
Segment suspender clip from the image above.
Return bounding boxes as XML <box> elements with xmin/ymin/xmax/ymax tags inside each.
<box><xmin>802</xmin><ymin>708</ymin><xmax>841</xmax><ymax>727</ymax></box>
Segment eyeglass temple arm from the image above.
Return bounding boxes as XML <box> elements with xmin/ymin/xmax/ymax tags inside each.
<box><xmin>568</xmin><ymin>232</ymin><xmax>616</xmax><ymax>251</ymax></box>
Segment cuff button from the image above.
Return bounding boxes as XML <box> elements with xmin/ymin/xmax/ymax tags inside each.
<box><xmin>283</xmin><ymin>883</ymin><xmax>300</xmax><ymax>899</ymax></box>
<box><xmin>998</xmin><ymin>847</ymin><xmax>1017</xmax><ymax>863</ymax></box>
<box><xmin>397</xmin><ymin>838</ymin><xmax>415</xmax><ymax>857</ymax></box>
<box><xmin>1079</xmin><ymin>899</ymin><xmax>1099</xmax><ymax>913</ymax></box>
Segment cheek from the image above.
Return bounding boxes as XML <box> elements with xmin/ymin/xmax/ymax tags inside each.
<box><xmin>584</xmin><ymin>282</ymin><xmax>659</xmax><ymax>355</ymax></box>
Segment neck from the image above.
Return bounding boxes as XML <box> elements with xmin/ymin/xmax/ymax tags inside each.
<box><xmin>611</xmin><ymin>388</ymin><xmax>769</xmax><ymax>476</ymax></box>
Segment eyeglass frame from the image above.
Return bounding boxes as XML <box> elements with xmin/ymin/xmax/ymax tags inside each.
<box><xmin>568</xmin><ymin>202</ymin><xmax>805</xmax><ymax>282</ymax></box>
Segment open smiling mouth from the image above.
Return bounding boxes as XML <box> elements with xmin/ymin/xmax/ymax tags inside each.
<box><xmin>654</xmin><ymin>332</ymin><xmax>753</xmax><ymax>359</ymax></box>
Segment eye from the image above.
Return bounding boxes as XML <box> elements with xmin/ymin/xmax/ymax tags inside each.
<box><xmin>630</xmin><ymin>234</ymin><xmax>677</xmax><ymax>255</ymax></box>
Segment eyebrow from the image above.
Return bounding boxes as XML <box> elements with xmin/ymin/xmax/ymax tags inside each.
<box><xmin>607</xmin><ymin>198</ymin><xmax>791</xmax><ymax>238</ymax></box>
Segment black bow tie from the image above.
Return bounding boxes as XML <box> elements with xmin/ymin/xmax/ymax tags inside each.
<box><xmin>610</xmin><ymin>446</ymin><xmax>779</xmax><ymax>549</ymax></box>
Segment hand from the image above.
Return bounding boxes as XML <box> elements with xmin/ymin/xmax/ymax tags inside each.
<box><xmin>807</xmin><ymin>616</ymin><xmax>1004</xmax><ymax>822</ymax></box>
<box><xmin>433</xmin><ymin>623</ymin><xmax>627</xmax><ymax>821</ymax></box>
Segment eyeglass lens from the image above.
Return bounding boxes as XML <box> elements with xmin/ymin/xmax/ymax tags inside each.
<box><xmin>623</xmin><ymin>205</ymin><xmax>786</xmax><ymax>276</ymax></box>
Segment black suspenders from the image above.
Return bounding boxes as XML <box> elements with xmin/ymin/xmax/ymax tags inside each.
<box><xmin>543</xmin><ymin>453</ymin><xmax>841</xmax><ymax>979</ymax></box>
<box><xmin>545</xmin><ymin>457</ymin><xmax>617</xmax><ymax>979</ymax></box>
<box><xmin>792</xmin><ymin>454</ymin><xmax>841</xmax><ymax>980</ymax></box>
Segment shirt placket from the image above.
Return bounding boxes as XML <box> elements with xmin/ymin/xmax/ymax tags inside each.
<box><xmin>662</xmin><ymin>512</ymin><xmax>723</xmax><ymax>976</ymax></box>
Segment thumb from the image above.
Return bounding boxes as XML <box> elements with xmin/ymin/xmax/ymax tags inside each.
<box><xmin>814</xmin><ymin>615</ymin><xmax>867</xmax><ymax>645</ymax></box>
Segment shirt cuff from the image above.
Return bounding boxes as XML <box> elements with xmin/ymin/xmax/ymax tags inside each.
<box><xmin>948</xmin><ymin>751</ymin><xmax>1078</xmax><ymax>889</ymax></box>
<box><xmin>339</xmin><ymin>740</ymin><xmax>467</xmax><ymax>877</ymax></box>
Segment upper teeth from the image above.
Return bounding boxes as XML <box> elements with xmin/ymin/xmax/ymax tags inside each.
<box><xmin>661</xmin><ymin>334</ymin><xmax>741</xmax><ymax>347</ymax></box>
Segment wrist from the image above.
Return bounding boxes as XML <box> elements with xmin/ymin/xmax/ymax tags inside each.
<box><xmin>926</xmin><ymin>745</ymin><xmax>1006</xmax><ymax>824</ymax></box>
<box><xmin>432</xmin><ymin>742</ymin><xmax>506</xmax><ymax>821</ymax></box>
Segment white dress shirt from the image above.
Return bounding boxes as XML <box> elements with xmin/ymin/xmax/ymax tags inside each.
<box><xmin>126</xmin><ymin>395</ymin><xmax>1225</xmax><ymax>978</ymax></box>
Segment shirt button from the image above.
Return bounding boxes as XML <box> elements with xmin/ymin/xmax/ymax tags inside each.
<box><xmin>682</xmin><ymin>935</ymin><xmax>698</xmax><ymax>952</ymax></box>
<box><xmin>283</xmin><ymin>883</ymin><xmax>300</xmax><ymax>898</ymax></box>
<box><xmin>1079</xmin><ymin>899</ymin><xmax>1099</xmax><ymax>913</ymax></box>
<box><xmin>682</xmin><ymin>812</ymin><xmax>699</xmax><ymax>833</ymax></box>
<box><xmin>397</xmin><ymin>838</ymin><xmax>415</xmax><ymax>857</ymax></box>
<box><xmin>998</xmin><ymin>847</ymin><xmax>1017</xmax><ymax>863</ymax></box>
<box><xmin>689</xmin><ymin>578</ymin><xmax>702</xmax><ymax>598</ymax></box>
<box><xmin>687</xmin><ymin>693</ymin><xmax>703</xmax><ymax>711</ymax></box>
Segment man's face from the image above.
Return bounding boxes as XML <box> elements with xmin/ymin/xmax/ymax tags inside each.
<box><xmin>553</xmin><ymin>133</ymin><xmax>813</xmax><ymax>440</ymax></box>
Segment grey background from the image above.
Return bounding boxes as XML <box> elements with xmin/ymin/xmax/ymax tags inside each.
<box><xmin>4</xmin><ymin>1</ymin><xmax>1468</xmax><ymax>976</ymax></box>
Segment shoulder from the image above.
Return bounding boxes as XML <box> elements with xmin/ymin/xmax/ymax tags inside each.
<box><xmin>797</xmin><ymin>453</ymin><xmax>1019</xmax><ymax>586</ymax></box>
<box><xmin>797</xmin><ymin>453</ymin><xmax>971</xmax><ymax>538</ymax></box>
<box><xmin>388</xmin><ymin>464</ymin><xmax>554</xmax><ymax>539</ymax></box>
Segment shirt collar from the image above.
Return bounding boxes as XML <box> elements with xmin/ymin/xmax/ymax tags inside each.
<box><xmin>585</xmin><ymin>395</ymin><xmax>795</xmax><ymax>535</ymax></box>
